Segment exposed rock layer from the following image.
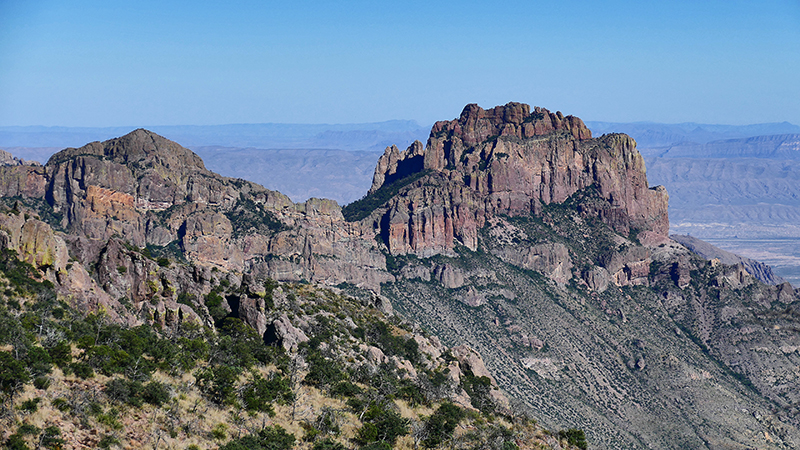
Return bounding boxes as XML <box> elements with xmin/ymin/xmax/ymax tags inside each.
<box><xmin>365</xmin><ymin>102</ymin><xmax>669</xmax><ymax>256</ymax></box>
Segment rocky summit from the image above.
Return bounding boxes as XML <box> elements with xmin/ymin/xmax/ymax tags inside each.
<box><xmin>0</xmin><ymin>103</ymin><xmax>798</xmax><ymax>450</ymax></box>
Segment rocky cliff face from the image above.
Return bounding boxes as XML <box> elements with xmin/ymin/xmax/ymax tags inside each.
<box><xmin>362</xmin><ymin>102</ymin><xmax>668</xmax><ymax>257</ymax></box>
<box><xmin>0</xmin><ymin>130</ymin><xmax>393</xmax><ymax>315</ymax></box>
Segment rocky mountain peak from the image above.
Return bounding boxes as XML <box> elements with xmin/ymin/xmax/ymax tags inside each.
<box><xmin>46</xmin><ymin>128</ymin><xmax>207</xmax><ymax>173</ymax></box>
<box><xmin>432</xmin><ymin>102</ymin><xmax>592</xmax><ymax>147</ymax></box>
<box><xmin>358</xmin><ymin>103</ymin><xmax>668</xmax><ymax>257</ymax></box>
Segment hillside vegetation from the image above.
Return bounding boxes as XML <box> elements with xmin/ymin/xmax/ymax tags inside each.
<box><xmin>0</xmin><ymin>246</ymin><xmax>582</xmax><ymax>450</ymax></box>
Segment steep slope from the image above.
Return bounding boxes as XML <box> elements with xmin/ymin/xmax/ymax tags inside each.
<box><xmin>0</xmin><ymin>241</ymin><xmax>578</xmax><ymax>450</ymax></box>
<box><xmin>347</xmin><ymin>103</ymin><xmax>800</xmax><ymax>449</ymax></box>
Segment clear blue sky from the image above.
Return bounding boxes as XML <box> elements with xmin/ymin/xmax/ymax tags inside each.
<box><xmin>1</xmin><ymin>0</ymin><xmax>798</xmax><ymax>127</ymax></box>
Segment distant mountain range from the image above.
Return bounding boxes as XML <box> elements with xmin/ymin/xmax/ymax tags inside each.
<box><xmin>0</xmin><ymin>120</ymin><xmax>431</xmax><ymax>153</ymax></box>
<box><xmin>586</xmin><ymin>120</ymin><xmax>800</xmax><ymax>148</ymax></box>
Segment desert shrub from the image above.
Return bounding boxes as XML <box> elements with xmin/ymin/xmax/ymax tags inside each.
<box><xmin>355</xmin><ymin>402</ymin><xmax>409</xmax><ymax>447</ymax></box>
<box><xmin>24</xmin><ymin>346</ymin><xmax>52</xmax><ymax>377</ymax></box>
<box><xmin>40</xmin><ymin>426</ymin><xmax>65</xmax><ymax>450</ymax></box>
<box><xmin>0</xmin><ymin>351</ymin><xmax>30</xmax><ymax>398</ymax></box>
<box><xmin>312</xmin><ymin>438</ymin><xmax>347</xmax><ymax>450</ymax></box>
<box><xmin>423</xmin><ymin>402</ymin><xmax>465</xmax><ymax>448</ymax></box>
<box><xmin>558</xmin><ymin>428</ymin><xmax>587</xmax><ymax>450</ymax></box>
<box><xmin>218</xmin><ymin>425</ymin><xmax>295</xmax><ymax>450</ymax></box>
<box><xmin>196</xmin><ymin>365</ymin><xmax>241</xmax><ymax>406</ymax></box>
<box><xmin>33</xmin><ymin>376</ymin><xmax>51</xmax><ymax>390</ymax></box>
<box><xmin>47</xmin><ymin>340</ymin><xmax>72</xmax><ymax>367</ymax></box>
<box><xmin>242</xmin><ymin>373</ymin><xmax>294</xmax><ymax>415</ymax></box>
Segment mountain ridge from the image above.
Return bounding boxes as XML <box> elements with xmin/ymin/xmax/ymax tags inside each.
<box><xmin>0</xmin><ymin>103</ymin><xmax>798</xmax><ymax>449</ymax></box>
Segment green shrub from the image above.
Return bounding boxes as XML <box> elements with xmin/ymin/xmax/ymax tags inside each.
<box><xmin>196</xmin><ymin>365</ymin><xmax>241</xmax><ymax>406</ymax></box>
<box><xmin>213</xmin><ymin>317</ymin><xmax>270</xmax><ymax>368</ymax></box>
<box><xmin>98</xmin><ymin>434</ymin><xmax>121</xmax><ymax>449</ymax></box>
<box><xmin>359</xmin><ymin>442</ymin><xmax>391</xmax><ymax>450</ymax></box>
<box><xmin>342</xmin><ymin>170</ymin><xmax>431</xmax><ymax>222</ymax></box>
<box><xmin>218</xmin><ymin>425</ymin><xmax>295</xmax><ymax>450</ymax></box>
<box><xmin>4</xmin><ymin>433</ymin><xmax>31</xmax><ymax>450</ymax></box>
<box><xmin>47</xmin><ymin>341</ymin><xmax>72</xmax><ymax>367</ymax></box>
<box><xmin>423</xmin><ymin>402</ymin><xmax>465</xmax><ymax>448</ymax></box>
<box><xmin>304</xmin><ymin>351</ymin><xmax>346</xmax><ymax>387</ymax></box>
<box><xmin>69</xmin><ymin>361</ymin><xmax>95</xmax><ymax>379</ymax></box>
<box><xmin>142</xmin><ymin>380</ymin><xmax>171</xmax><ymax>406</ymax></box>
<box><xmin>355</xmin><ymin>402</ymin><xmax>409</xmax><ymax>446</ymax></box>
<box><xmin>461</xmin><ymin>370</ymin><xmax>494</xmax><ymax>413</ymax></box>
<box><xmin>330</xmin><ymin>380</ymin><xmax>362</xmax><ymax>398</ymax></box>
<box><xmin>312</xmin><ymin>438</ymin><xmax>347</xmax><ymax>450</ymax></box>
<box><xmin>0</xmin><ymin>351</ymin><xmax>30</xmax><ymax>397</ymax></box>
<box><xmin>242</xmin><ymin>373</ymin><xmax>294</xmax><ymax>415</ymax></box>
<box><xmin>106</xmin><ymin>378</ymin><xmax>144</xmax><ymax>407</ymax></box>
<box><xmin>33</xmin><ymin>376</ymin><xmax>51</xmax><ymax>390</ymax></box>
<box><xmin>19</xmin><ymin>397</ymin><xmax>40</xmax><ymax>413</ymax></box>
<box><xmin>211</xmin><ymin>423</ymin><xmax>228</xmax><ymax>440</ymax></box>
<box><xmin>51</xmin><ymin>398</ymin><xmax>70</xmax><ymax>411</ymax></box>
<box><xmin>558</xmin><ymin>428</ymin><xmax>588</xmax><ymax>450</ymax></box>
<box><xmin>40</xmin><ymin>426</ymin><xmax>66</xmax><ymax>450</ymax></box>
<box><xmin>205</xmin><ymin>291</ymin><xmax>228</xmax><ymax>323</ymax></box>
<box><xmin>25</xmin><ymin>346</ymin><xmax>52</xmax><ymax>376</ymax></box>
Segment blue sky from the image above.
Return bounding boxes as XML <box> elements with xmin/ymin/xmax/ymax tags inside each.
<box><xmin>1</xmin><ymin>0</ymin><xmax>798</xmax><ymax>127</ymax></box>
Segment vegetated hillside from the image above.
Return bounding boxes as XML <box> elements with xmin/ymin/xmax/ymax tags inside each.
<box><xmin>0</xmin><ymin>241</ymin><xmax>577</xmax><ymax>450</ymax></box>
<box><xmin>0</xmin><ymin>103</ymin><xmax>798</xmax><ymax>449</ymax></box>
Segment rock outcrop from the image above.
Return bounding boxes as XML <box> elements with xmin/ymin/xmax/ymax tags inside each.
<box><xmin>0</xmin><ymin>130</ymin><xmax>393</xmax><ymax>303</ymax></box>
<box><xmin>360</xmin><ymin>102</ymin><xmax>669</xmax><ymax>257</ymax></box>
<box><xmin>670</xmin><ymin>234</ymin><xmax>787</xmax><ymax>285</ymax></box>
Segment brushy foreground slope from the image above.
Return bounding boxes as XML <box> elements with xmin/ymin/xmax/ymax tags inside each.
<box><xmin>0</xmin><ymin>245</ymin><xmax>584</xmax><ymax>450</ymax></box>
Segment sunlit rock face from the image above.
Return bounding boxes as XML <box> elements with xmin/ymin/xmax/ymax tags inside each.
<box><xmin>365</xmin><ymin>102</ymin><xmax>668</xmax><ymax>256</ymax></box>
